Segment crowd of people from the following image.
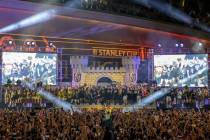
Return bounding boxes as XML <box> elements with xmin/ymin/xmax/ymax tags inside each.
<box><xmin>0</xmin><ymin>109</ymin><xmax>210</xmax><ymax>139</ymax></box>
<box><xmin>2</xmin><ymin>84</ymin><xmax>157</xmax><ymax>108</ymax></box>
<box><xmin>1</xmin><ymin>84</ymin><xmax>209</xmax><ymax>110</ymax></box>
<box><xmin>44</xmin><ymin>84</ymin><xmax>159</xmax><ymax>105</ymax></box>
<box><xmin>157</xmin><ymin>86</ymin><xmax>209</xmax><ymax>110</ymax></box>
<box><xmin>1</xmin><ymin>82</ymin><xmax>210</xmax><ymax>139</ymax></box>
<box><xmin>3</xmin><ymin>86</ymin><xmax>48</xmax><ymax>108</ymax></box>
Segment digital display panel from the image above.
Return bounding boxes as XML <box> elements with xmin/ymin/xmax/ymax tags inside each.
<box><xmin>154</xmin><ymin>54</ymin><xmax>208</xmax><ymax>87</ymax></box>
<box><xmin>2</xmin><ymin>52</ymin><xmax>57</xmax><ymax>85</ymax></box>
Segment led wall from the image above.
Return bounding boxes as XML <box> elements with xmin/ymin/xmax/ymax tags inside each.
<box><xmin>154</xmin><ymin>54</ymin><xmax>208</xmax><ymax>87</ymax></box>
<box><xmin>2</xmin><ymin>52</ymin><xmax>57</xmax><ymax>85</ymax></box>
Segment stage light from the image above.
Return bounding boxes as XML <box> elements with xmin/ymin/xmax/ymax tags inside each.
<box><xmin>26</xmin><ymin>41</ymin><xmax>31</xmax><ymax>45</ymax></box>
<box><xmin>158</xmin><ymin>44</ymin><xmax>162</xmax><ymax>47</ymax></box>
<box><xmin>38</xmin><ymin>89</ymin><xmax>80</xmax><ymax>112</ymax></box>
<box><xmin>23</xmin><ymin>81</ymin><xmax>81</xmax><ymax>113</ymax></box>
<box><xmin>0</xmin><ymin>0</ymin><xmax>79</xmax><ymax>33</ymax></box>
<box><xmin>8</xmin><ymin>40</ymin><xmax>13</xmax><ymax>45</ymax></box>
<box><xmin>31</xmin><ymin>41</ymin><xmax>35</xmax><ymax>46</ymax></box>
<box><xmin>123</xmin><ymin>88</ymin><xmax>172</xmax><ymax>112</ymax></box>
<box><xmin>134</xmin><ymin>0</ymin><xmax>210</xmax><ymax>33</ymax></box>
<box><xmin>199</xmin><ymin>42</ymin><xmax>203</xmax><ymax>46</ymax></box>
<box><xmin>180</xmin><ymin>43</ymin><xmax>184</xmax><ymax>47</ymax></box>
<box><xmin>134</xmin><ymin>0</ymin><xmax>192</xmax><ymax>24</ymax></box>
<box><xmin>124</xmin><ymin>66</ymin><xmax>208</xmax><ymax>112</ymax></box>
<box><xmin>0</xmin><ymin>9</ymin><xmax>57</xmax><ymax>33</ymax></box>
<box><xmin>139</xmin><ymin>88</ymin><xmax>171</xmax><ymax>107</ymax></box>
<box><xmin>175</xmin><ymin>43</ymin><xmax>179</xmax><ymax>47</ymax></box>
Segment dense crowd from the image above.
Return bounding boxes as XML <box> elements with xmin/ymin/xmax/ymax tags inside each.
<box><xmin>3</xmin><ymin>86</ymin><xmax>48</xmax><ymax>108</ymax></box>
<box><xmin>1</xmin><ymin>83</ymin><xmax>210</xmax><ymax>139</ymax></box>
<box><xmin>0</xmin><ymin>109</ymin><xmax>104</xmax><ymax>140</ymax></box>
<box><xmin>0</xmin><ymin>109</ymin><xmax>210</xmax><ymax>139</ymax></box>
<box><xmin>157</xmin><ymin>87</ymin><xmax>209</xmax><ymax>109</ymax></box>
<box><xmin>112</xmin><ymin>109</ymin><xmax>210</xmax><ymax>140</ymax></box>
<box><xmin>44</xmin><ymin>84</ymin><xmax>159</xmax><ymax>105</ymax></box>
<box><xmin>3</xmin><ymin>84</ymin><xmax>157</xmax><ymax>108</ymax></box>
<box><xmin>2</xmin><ymin>84</ymin><xmax>209</xmax><ymax>110</ymax></box>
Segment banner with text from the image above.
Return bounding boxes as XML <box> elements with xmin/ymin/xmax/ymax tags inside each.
<box><xmin>93</xmin><ymin>48</ymin><xmax>139</xmax><ymax>57</ymax></box>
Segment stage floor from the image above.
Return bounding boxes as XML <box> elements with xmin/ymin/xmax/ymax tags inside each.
<box><xmin>75</xmin><ymin>104</ymin><xmax>156</xmax><ymax>110</ymax></box>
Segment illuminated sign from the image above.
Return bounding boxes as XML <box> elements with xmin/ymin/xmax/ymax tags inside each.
<box><xmin>93</xmin><ymin>48</ymin><xmax>139</xmax><ymax>57</ymax></box>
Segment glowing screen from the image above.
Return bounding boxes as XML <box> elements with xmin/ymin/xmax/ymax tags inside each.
<box><xmin>154</xmin><ymin>54</ymin><xmax>208</xmax><ymax>87</ymax></box>
<box><xmin>2</xmin><ymin>52</ymin><xmax>57</xmax><ymax>85</ymax></box>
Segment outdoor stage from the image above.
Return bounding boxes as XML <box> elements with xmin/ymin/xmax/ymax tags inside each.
<box><xmin>0</xmin><ymin>34</ymin><xmax>210</xmax><ymax>88</ymax></box>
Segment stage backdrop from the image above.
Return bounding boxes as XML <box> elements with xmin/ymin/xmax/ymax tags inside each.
<box><xmin>2</xmin><ymin>52</ymin><xmax>57</xmax><ymax>85</ymax></box>
<box><xmin>154</xmin><ymin>54</ymin><xmax>208</xmax><ymax>87</ymax></box>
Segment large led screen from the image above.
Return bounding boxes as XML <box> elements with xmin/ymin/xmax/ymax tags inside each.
<box><xmin>2</xmin><ymin>52</ymin><xmax>57</xmax><ymax>85</ymax></box>
<box><xmin>154</xmin><ymin>54</ymin><xmax>208</xmax><ymax>87</ymax></box>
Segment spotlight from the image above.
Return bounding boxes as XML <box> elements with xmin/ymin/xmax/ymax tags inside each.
<box><xmin>180</xmin><ymin>43</ymin><xmax>184</xmax><ymax>47</ymax></box>
<box><xmin>31</xmin><ymin>41</ymin><xmax>35</xmax><ymax>46</ymax></box>
<box><xmin>198</xmin><ymin>42</ymin><xmax>203</xmax><ymax>46</ymax></box>
<box><xmin>175</xmin><ymin>44</ymin><xmax>179</xmax><ymax>47</ymax></box>
<box><xmin>0</xmin><ymin>0</ymin><xmax>79</xmax><ymax>33</ymax></box>
<box><xmin>0</xmin><ymin>9</ymin><xmax>56</xmax><ymax>33</ymax></box>
<box><xmin>125</xmin><ymin>66</ymin><xmax>208</xmax><ymax>112</ymax></box>
<box><xmin>134</xmin><ymin>0</ymin><xmax>210</xmax><ymax>33</ymax></box>
<box><xmin>23</xmin><ymin>81</ymin><xmax>81</xmax><ymax>113</ymax></box>
<box><xmin>158</xmin><ymin>44</ymin><xmax>162</xmax><ymax>47</ymax></box>
<box><xmin>26</xmin><ymin>41</ymin><xmax>31</xmax><ymax>45</ymax></box>
<box><xmin>8</xmin><ymin>40</ymin><xmax>13</xmax><ymax>45</ymax></box>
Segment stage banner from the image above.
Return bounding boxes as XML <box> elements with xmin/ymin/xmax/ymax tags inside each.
<box><xmin>92</xmin><ymin>48</ymin><xmax>139</xmax><ymax>57</ymax></box>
